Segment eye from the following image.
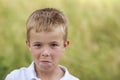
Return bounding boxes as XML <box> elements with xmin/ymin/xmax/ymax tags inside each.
<box><xmin>34</xmin><ymin>44</ymin><xmax>42</xmax><ymax>48</ymax></box>
<box><xmin>50</xmin><ymin>43</ymin><xmax>59</xmax><ymax>48</ymax></box>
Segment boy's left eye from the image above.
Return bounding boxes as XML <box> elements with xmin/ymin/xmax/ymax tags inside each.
<box><xmin>51</xmin><ymin>43</ymin><xmax>59</xmax><ymax>47</ymax></box>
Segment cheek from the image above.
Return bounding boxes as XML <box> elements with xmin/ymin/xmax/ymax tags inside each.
<box><xmin>31</xmin><ymin>48</ymin><xmax>40</xmax><ymax>60</ymax></box>
<box><xmin>52</xmin><ymin>49</ymin><xmax>63</xmax><ymax>60</ymax></box>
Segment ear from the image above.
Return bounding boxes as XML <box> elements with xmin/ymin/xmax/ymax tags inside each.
<box><xmin>64</xmin><ymin>40</ymin><xmax>70</xmax><ymax>48</ymax></box>
<box><xmin>26</xmin><ymin>40</ymin><xmax>31</xmax><ymax>51</ymax></box>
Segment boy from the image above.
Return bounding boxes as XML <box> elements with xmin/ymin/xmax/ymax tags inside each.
<box><xmin>5</xmin><ymin>8</ymin><xmax>79</xmax><ymax>80</ymax></box>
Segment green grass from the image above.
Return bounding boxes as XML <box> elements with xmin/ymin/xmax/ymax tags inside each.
<box><xmin>0</xmin><ymin>0</ymin><xmax>120</xmax><ymax>80</ymax></box>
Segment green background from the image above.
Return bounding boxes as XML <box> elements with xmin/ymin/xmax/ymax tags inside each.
<box><xmin>0</xmin><ymin>0</ymin><xmax>120</xmax><ymax>80</ymax></box>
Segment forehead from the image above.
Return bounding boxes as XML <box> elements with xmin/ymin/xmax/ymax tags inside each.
<box><xmin>29</xmin><ymin>29</ymin><xmax>64</xmax><ymax>42</ymax></box>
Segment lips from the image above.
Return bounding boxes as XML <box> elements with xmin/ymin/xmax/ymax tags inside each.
<box><xmin>40</xmin><ymin>60</ymin><xmax>51</xmax><ymax>63</ymax></box>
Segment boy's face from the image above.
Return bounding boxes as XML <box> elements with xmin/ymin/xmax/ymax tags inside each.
<box><xmin>26</xmin><ymin>29</ymin><xmax>69</xmax><ymax>72</ymax></box>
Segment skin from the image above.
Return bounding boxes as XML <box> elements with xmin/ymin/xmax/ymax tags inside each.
<box><xmin>26</xmin><ymin>29</ymin><xmax>69</xmax><ymax>80</ymax></box>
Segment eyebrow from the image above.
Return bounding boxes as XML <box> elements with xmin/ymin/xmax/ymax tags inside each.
<box><xmin>49</xmin><ymin>41</ymin><xmax>60</xmax><ymax>44</ymax></box>
<box><xmin>50</xmin><ymin>41</ymin><xmax>59</xmax><ymax>43</ymax></box>
<box><xmin>32</xmin><ymin>42</ymin><xmax>42</xmax><ymax>44</ymax></box>
<box><xmin>32</xmin><ymin>41</ymin><xmax>62</xmax><ymax>44</ymax></box>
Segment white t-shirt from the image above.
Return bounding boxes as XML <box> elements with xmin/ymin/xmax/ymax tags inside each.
<box><xmin>5</xmin><ymin>62</ymin><xmax>79</xmax><ymax>80</ymax></box>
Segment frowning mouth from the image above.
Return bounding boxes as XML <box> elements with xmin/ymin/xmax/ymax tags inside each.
<box><xmin>40</xmin><ymin>60</ymin><xmax>52</xmax><ymax>63</ymax></box>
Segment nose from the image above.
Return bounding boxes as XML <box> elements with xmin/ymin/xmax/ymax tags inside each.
<box><xmin>41</xmin><ymin>48</ymin><xmax>50</xmax><ymax>57</ymax></box>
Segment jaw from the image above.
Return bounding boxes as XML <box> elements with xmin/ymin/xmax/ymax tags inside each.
<box><xmin>35</xmin><ymin>61</ymin><xmax>58</xmax><ymax>73</ymax></box>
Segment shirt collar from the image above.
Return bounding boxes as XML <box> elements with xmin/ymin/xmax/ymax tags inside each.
<box><xmin>59</xmin><ymin>65</ymin><xmax>70</xmax><ymax>80</ymax></box>
<box><xmin>27</xmin><ymin>62</ymin><xmax>41</xmax><ymax>80</ymax></box>
<box><xmin>27</xmin><ymin>62</ymin><xmax>69</xmax><ymax>80</ymax></box>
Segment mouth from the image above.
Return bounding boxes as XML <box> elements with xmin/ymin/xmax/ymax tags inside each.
<box><xmin>40</xmin><ymin>60</ymin><xmax>51</xmax><ymax>63</ymax></box>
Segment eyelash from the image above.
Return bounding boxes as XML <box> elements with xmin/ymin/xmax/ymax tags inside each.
<box><xmin>51</xmin><ymin>43</ymin><xmax>58</xmax><ymax>47</ymax></box>
<box><xmin>33</xmin><ymin>43</ymin><xmax>59</xmax><ymax>49</ymax></box>
<box><xmin>34</xmin><ymin>44</ymin><xmax>41</xmax><ymax>47</ymax></box>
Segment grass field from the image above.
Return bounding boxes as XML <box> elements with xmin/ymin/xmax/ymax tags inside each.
<box><xmin>0</xmin><ymin>0</ymin><xmax>120</xmax><ymax>80</ymax></box>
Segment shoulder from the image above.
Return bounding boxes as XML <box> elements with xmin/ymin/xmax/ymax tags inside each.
<box><xmin>63</xmin><ymin>73</ymin><xmax>79</xmax><ymax>80</ymax></box>
<box><xmin>5</xmin><ymin>62</ymin><xmax>35</xmax><ymax>80</ymax></box>
<box><xmin>67</xmin><ymin>74</ymin><xmax>79</xmax><ymax>80</ymax></box>
<box><xmin>5</xmin><ymin>67</ymin><xmax>28</xmax><ymax>80</ymax></box>
<box><xmin>59</xmin><ymin>65</ymin><xmax>80</xmax><ymax>80</ymax></box>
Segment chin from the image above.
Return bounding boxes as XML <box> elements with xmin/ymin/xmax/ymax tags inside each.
<box><xmin>38</xmin><ymin>63</ymin><xmax>54</xmax><ymax>72</ymax></box>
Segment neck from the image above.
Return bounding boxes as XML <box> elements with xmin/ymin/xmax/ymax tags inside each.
<box><xmin>35</xmin><ymin>66</ymin><xmax>64</xmax><ymax>80</ymax></box>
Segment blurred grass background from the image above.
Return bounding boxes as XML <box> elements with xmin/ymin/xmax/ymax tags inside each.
<box><xmin>0</xmin><ymin>0</ymin><xmax>120</xmax><ymax>80</ymax></box>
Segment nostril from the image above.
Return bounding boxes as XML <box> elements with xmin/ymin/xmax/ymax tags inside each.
<box><xmin>42</xmin><ymin>54</ymin><xmax>49</xmax><ymax>57</ymax></box>
<box><xmin>41</xmin><ymin>49</ymin><xmax>50</xmax><ymax>57</ymax></box>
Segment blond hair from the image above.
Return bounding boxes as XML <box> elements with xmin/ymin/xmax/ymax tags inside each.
<box><xmin>26</xmin><ymin>8</ymin><xmax>68</xmax><ymax>41</ymax></box>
